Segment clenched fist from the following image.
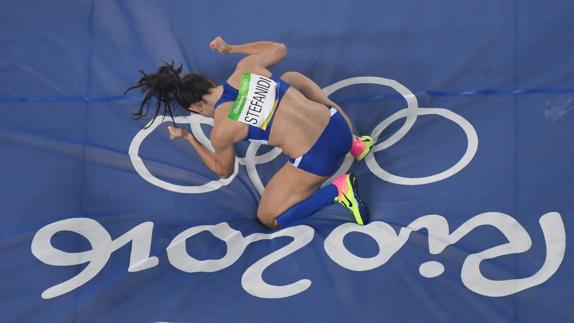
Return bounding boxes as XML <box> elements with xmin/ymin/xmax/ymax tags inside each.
<box><xmin>167</xmin><ymin>125</ymin><xmax>190</xmax><ymax>140</ymax></box>
<box><xmin>209</xmin><ymin>36</ymin><xmax>230</xmax><ymax>54</ymax></box>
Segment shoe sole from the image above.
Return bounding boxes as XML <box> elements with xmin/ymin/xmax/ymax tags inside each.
<box><xmin>349</xmin><ymin>174</ymin><xmax>369</xmax><ymax>224</ymax></box>
<box><xmin>348</xmin><ymin>174</ymin><xmax>369</xmax><ymax>224</ymax></box>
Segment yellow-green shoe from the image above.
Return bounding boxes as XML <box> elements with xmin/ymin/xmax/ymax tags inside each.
<box><xmin>332</xmin><ymin>174</ymin><xmax>369</xmax><ymax>225</ymax></box>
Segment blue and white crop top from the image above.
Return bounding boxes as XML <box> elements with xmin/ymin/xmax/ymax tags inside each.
<box><xmin>214</xmin><ymin>75</ymin><xmax>290</xmax><ymax>143</ymax></box>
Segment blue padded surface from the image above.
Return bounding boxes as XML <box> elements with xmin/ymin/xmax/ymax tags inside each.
<box><xmin>1</xmin><ymin>1</ymin><xmax>573</xmax><ymax>322</ymax></box>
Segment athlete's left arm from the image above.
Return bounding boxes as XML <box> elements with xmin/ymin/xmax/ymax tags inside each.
<box><xmin>209</xmin><ymin>127</ymin><xmax>236</xmax><ymax>179</ymax></box>
<box><xmin>169</xmin><ymin>126</ymin><xmax>235</xmax><ymax>179</ymax></box>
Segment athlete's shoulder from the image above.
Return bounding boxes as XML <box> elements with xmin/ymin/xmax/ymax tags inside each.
<box><xmin>227</xmin><ymin>63</ymin><xmax>272</xmax><ymax>89</ymax></box>
<box><xmin>212</xmin><ymin>106</ymin><xmax>245</xmax><ymax>143</ymax></box>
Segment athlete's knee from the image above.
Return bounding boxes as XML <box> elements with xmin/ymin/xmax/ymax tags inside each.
<box><xmin>280</xmin><ymin>72</ymin><xmax>300</xmax><ymax>89</ymax></box>
<box><xmin>280</xmin><ymin>71</ymin><xmax>301</xmax><ymax>82</ymax></box>
<box><xmin>256</xmin><ymin>209</ymin><xmax>279</xmax><ymax>229</ymax></box>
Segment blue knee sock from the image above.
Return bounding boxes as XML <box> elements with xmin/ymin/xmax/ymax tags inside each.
<box><xmin>275</xmin><ymin>184</ymin><xmax>338</xmax><ymax>227</ymax></box>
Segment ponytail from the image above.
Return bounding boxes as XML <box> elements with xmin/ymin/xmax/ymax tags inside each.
<box><xmin>125</xmin><ymin>61</ymin><xmax>214</xmax><ymax>128</ymax></box>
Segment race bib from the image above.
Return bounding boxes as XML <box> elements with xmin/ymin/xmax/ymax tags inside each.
<box><xmin>228</xmin><ymin>73</ymin><xmax>278</xmax><ymax>130</ymax></box>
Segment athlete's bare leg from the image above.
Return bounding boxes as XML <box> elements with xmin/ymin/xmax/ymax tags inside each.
<box><xmin>256</xmin><ymin>162</ymin><xmax>328</xmax><ymax>229</ymax></box>
<box><xmin>280</xmin><ymin>71</ymin><xmax>354</xmax><ymax>133</ymax></box>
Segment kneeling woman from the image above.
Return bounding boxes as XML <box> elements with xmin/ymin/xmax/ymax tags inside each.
<box><xmin>127</xmin><ymin>37</ymin><xmax>372</xmax><ymax>229</ymax></box>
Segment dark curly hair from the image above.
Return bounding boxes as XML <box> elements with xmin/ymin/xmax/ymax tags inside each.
<box><xmin>124</xmin><ymin>62</ymin><xmax>216</xmax><ymax>127</ymax></box>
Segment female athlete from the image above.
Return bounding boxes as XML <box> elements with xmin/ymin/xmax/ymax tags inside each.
<box><xmin>127</xmin><ymin>37</ymin><xmax>372</xmax><ymax>229</ymax></box>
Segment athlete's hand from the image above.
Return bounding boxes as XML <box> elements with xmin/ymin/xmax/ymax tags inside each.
<box><xmin>167</xmin><ymin>125</ymin><xmax>190</xmax><ymax>140</ymax></box>
<box><xmin>209</xmin><ymin>36</ymin><xmax>230</xmax><ymax>54</ymax></box>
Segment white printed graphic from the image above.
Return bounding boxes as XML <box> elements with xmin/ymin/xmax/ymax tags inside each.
<box><xmin>31</xmin><ymin>218</ymin><xmax>158</xmax><ymax>299</ymax></box>
<box><xmin>32</xmin><ymin>212</ymin><xmax>565</xmax><ymax>299</ymax></box>
<box><xmin>129</xmin><ymin>76</ymin><xmax>479</xmax><ymax>194</ymax></box>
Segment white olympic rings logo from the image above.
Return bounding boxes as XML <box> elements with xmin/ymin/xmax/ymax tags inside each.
<box><xmin>129</xmin><ymin>76</ymin><xmax>479</xmax><ymax>194</ymax></box>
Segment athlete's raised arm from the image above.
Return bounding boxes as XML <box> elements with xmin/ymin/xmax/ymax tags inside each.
<box><xmin>210</xmin><ymin>36</ymin><xmax>286</xmax><ymax>85</ymax></box>
<box><xmin>210</xmin><ymin>36</ymin><xmax>287</xmax><ymax>68</ymax></box>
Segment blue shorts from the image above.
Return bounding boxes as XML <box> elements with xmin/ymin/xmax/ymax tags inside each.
<box><xmin>289</xmin><ymin>107</ymin><xmax>353</xmax><ymax>177</ymax></box>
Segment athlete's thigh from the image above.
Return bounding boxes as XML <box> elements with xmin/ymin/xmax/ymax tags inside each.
<box><xmin>280</xmin><ymin>71</ymin><xmax>353</xmax><ymax>132</ymax></box>
<box><xmin>257</xmin><ymin>162</ymin><xmax>327</xmax><ymax>226</ymax></box>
